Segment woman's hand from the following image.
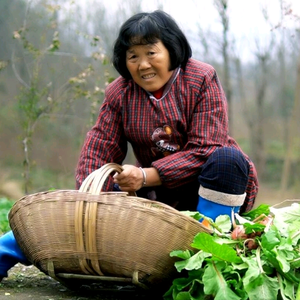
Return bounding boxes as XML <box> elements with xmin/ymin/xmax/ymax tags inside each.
<box><xmin>113</xmin><ymin>165</ymin><xmax>144</xmax><ymax>192</ymax></box>
<box><xmin>113</xmin><ymin>164</ymin><xmax>162</xmax><ymax>192</ymax></box>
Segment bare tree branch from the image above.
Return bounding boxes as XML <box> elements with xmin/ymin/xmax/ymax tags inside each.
<box><xmin>11</xmin><ymin>50</ymin><xmax>30</xmax><ymax>88</ymax></box>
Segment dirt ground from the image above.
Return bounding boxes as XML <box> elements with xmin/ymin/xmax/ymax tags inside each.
<box><xmin>0</xmin><ymin>264</ymin><xmax>164</xmax><ymax>300</ymax></box>
<box><xmin>0</xmin><ymin>185</ymin><xmax>299</xmax><ymax>300</ymax></box>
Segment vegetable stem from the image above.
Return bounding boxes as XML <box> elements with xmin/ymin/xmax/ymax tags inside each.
<box><xmin>255</xmin><ymin>246</ymin><xmax>264</xmax><ymax>274</ymax></box>
<box><xmin>296</xmin><ymin>282</ymin><xmax>300</xmax><ymax>300</ymax></box>
<box><xmin>291</xmin><ymin>230</ymin><xmax>300</xmax><ymax>240</ymax></box>
<box><xmin>253</xmin><ymin>214</ymin><xmax>267</xmax><ymax>223</ymax></box>
<box><xmin>291</xmin><ymin>257</ymin><xmax>300</xmax><ymax>264</ymax></box>
<box><xmin>231</xmin><ymin>209</ymin><xmax>237</xmax><ymax>228</ymax></box>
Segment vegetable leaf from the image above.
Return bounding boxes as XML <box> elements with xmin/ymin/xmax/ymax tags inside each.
<box><xmin>180</xmin><ymin>210</ymin><xmax>203</xmax><ymax>221</ymax></box>
<box><xmin>244</xmin><ymin>273</ymin><xmax>279</xmax><ymax>300</ymax></box>
<box><xmin>243</xmin><ymin>222</ymin><xmax>265</xmax><ymax>234</ymax></box>
<box><xmin>271</xmin><ymin>203</ymin><xmax>300</xmax><ymax>223</ymax></box>
<box><xmin>191</xmin><ymin>232</ymin><xmax>242</xmax><ymax>264</ymax></box>
<box><xmin>215</xmin><ymin>214</ymin><xmax>232</xmax><ymax>233</ymax></box>
<box><xmin>170</xmin><ymin>249</ymin><xmax>194</xmax><ymax>260</ymax></box>
<box><xmin>261</xmin><ymin>228</ymin><xmax>281</xmax><ymax>250</ymax></box>
<box><xmin>242</xmin><ymin>256</ymin><xmax>280</xmax><ymax>299</ymax></box>
<box><xmin>166</xmin><ymin>202</ymin><xmax>300</xmax><ymax>300</ymax></box>
<box><xmin>203</xmin><ymin>261</ymin><xmax>241</xmax><ymax>300</ymax></box>
<box><xmin>241</xmin><ymin>204</ymin><xmax>270</xmax><ymax>219</ymax></box>
<box><xmin>173</xmin><ymin>250</ymin><xmax>211</xmax><ymax>272</ymax></box>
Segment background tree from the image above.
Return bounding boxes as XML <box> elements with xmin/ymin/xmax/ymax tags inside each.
<box><xmin>251</xmin><ymin>37</ymin><xmax>274</xmax><ymax>179</ymax></box>
<box><xmin>213</xmin><ymin>0</ymin><xmax>233</xmax><ymax>133</ymax></box>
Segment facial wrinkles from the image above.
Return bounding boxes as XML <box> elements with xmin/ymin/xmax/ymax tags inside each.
<box><xmin>126</xmin><ymin>41</ymin><xmax>172</xmax><ymax>92</ymax></box>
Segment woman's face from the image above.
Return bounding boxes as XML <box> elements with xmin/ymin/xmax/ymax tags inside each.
<box><xmin>126</xmin><ymin>40</ymin><xmax>173</xmax><ymax>92</ymax></box>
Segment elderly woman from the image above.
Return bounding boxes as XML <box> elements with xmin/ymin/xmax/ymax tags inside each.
<box><xmin>76</xmin><ymin>10</ymin><xmax>258</xmax><ymax>215</ymax></box>
<box><xmin>0</xmin><ymin>10</ymin><xmax>258</xmax><ymax>281</ymax></box>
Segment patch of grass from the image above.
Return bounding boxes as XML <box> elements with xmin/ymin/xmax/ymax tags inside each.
<box><xmin>0</xmin><ymin>198</ymin><xmax>14</xmax><ymax>234</ymax></box>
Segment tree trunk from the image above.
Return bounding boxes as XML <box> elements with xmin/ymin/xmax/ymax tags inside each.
<box><xmin>214</xmin><ymin>0</ymin><xmax>233</xmax><ymax>134</ymax></box>
<box><xmin>280</xmin><ymin>53</ymin><xmax>300</xmax><ymax>194</ymax></box>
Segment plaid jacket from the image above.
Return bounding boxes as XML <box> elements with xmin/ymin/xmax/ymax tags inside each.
<box><xmin>76</xmin><ymin>58</ymin><xmax>258</xmax><ymax>212</ymax></box>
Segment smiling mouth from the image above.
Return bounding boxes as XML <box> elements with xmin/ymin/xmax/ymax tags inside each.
<box><xmin>142</xmin><ymin>73</ymin><xmax>155</xmax><ymax>79</ymax></box>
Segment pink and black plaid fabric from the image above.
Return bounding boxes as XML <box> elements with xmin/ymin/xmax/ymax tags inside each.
<box><xmin>76</xmin><ymin>58</ymin><xmax>258</xmax><ymax>212</ymax></box>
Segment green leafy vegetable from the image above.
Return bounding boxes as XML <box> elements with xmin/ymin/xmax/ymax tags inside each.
<box><xmin>241</xmin><ymin>204</ymin><xmax>270</xmax><ymax>219</ymax></box>
<box><xmin>191</xmin><ymin>232</ymin><xmax>242</xmax><ymax>264</ymax></box>
<box><xmin>164</xmin><ymin>202</ymin><xmax>300</xmax><ymax>300</ymax></box>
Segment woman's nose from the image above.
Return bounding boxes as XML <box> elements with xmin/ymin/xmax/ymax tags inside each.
<box><xmin>139</xmin><ymin>57</ymin><xmax>151</xmax><ymax>69</ymax></box>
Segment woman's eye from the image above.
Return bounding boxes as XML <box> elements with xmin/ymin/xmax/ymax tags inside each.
<box><xmin>148</xmin><ymin>51</ymin><xmax>156</xmax><ymax>56</ymax></box>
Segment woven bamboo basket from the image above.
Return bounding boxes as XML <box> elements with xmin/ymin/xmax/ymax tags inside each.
<box><xmin>8</xmin><ymin>163</ymin><xmax>211</xmax><ymax>288</ymax></box>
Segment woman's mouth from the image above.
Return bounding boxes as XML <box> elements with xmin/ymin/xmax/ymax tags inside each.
<box><xmin>142</xmin><ymin>73</ymin><xmax>156</xmax><ymax>79</ymax></box>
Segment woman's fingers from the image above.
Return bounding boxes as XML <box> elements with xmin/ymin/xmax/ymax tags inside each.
<box><xmin>113</xmin><ymin>165</ymin><xmax>143</xmax><ymax>191</ymax></box>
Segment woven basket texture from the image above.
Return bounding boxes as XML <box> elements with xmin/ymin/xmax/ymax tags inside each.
<box><xmin>8</xmin><ymin>163</ymin><xmax>211</xmax><ymax>287</ymax></box>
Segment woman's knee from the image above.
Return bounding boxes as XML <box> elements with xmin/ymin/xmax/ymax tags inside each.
<box><xmin>198</xmin><ymin>147</ymin><xmax>250</xmax><ymax>194</ymax></box>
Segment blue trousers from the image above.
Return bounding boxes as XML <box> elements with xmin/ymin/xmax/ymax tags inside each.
<box><xmin>0</xmin><ymin>231</ymin><xmax>30</xmax><ymax>277</ymax></box>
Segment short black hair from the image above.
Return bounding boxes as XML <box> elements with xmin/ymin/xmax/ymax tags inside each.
<box><xmin>112</xmin><ymin>10</ymin><xmax>192</xmax><ymax>79</ymax></box>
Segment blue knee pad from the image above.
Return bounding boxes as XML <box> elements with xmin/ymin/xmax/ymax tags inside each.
<box><xmin>0</xmin><ymin>231</ymin><xmax>30</xmax><ymax>277</ymax></box>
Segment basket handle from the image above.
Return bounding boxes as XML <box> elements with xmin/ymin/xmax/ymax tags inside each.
<box><xmin>79</xmin><ymin>163</ymin><xmax>136</xmax><ymax>196</ymax></box>
<box><xmin>76</xmin><ymin>163</ymin><xmax>136</xmax><ymax>276</ymax></box>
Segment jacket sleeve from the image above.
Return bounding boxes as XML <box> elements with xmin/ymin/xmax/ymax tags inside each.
<box><xmin>75</xmin><ymin>84</ymin><xmax>127</xmax><ymax>189</ymax></box>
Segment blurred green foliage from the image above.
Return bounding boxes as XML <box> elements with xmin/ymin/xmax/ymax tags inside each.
<box><xmin>0</xmin><ymin>198</ymin><xmax>14</xmax><ymax>234</ymax></box>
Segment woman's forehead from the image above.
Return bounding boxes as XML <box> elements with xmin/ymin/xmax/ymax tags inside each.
<box><xmin>126</xmin><ymin>43</ymin><xmax>158</xmax><ymax>52</ymax></box>
<box><xmin>128</xmin><ymin>35</ymin><xmax>159</xmax><ymax>46</ymax></box>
